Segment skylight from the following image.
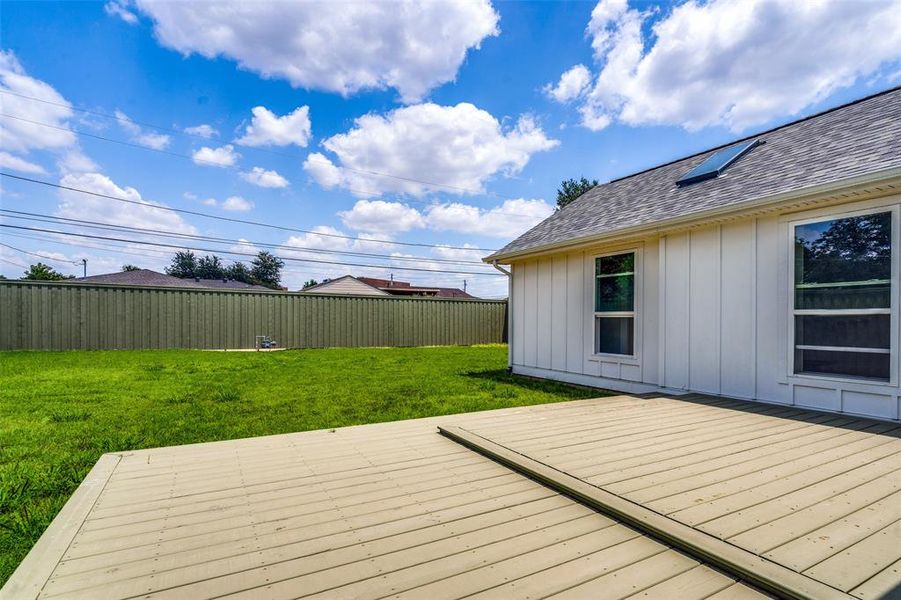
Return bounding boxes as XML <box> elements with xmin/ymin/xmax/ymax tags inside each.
<box><xmin>676</xmin><ymin>139</ymin><xmax>763</xmax><ymax>186</ymax></box>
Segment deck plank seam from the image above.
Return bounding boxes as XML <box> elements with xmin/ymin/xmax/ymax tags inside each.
<box><xmin>701</xmin><ymin>450</ymin><xmax>901</xmax><ymax>537</ymax></box>
<box><xmin>440</xmin><ymin>425</ymin><xmax>853</xmax><ymax>600</ymax></box>
<box><xmin>47</xmin><ymin>494</ymin><xmax>575</xmax><ymax>590</ymax></box>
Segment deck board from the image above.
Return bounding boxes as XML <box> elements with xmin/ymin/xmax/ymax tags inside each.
<box><xmin>9</xmin><ymin>393</ymin><xmax>899</xmax><ymax>599</ymax></box>
<box><xmin>6</xmin><ymin>395</ymin><xmax>770</xmax><ymax>600</ymax></box>
<box><xmin>457</xmin><ymin>394</ymin><xmax>901</xmax><ymax>600</ymax></box>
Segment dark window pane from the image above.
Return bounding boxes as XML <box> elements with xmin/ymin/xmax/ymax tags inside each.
<box><xmin>795</xmin><ymin>283</ymin><xmax>890</xmax><ymax>310</ymax></box>
<box><xmin>794</xmin><ymin>212</ymin><xmax>891</xmax><ymax>309</ymax></box>
<box><xmin>596</xmin><ymin>317</ymin><xmax>634</xmax><ymax>355</ymax></box>
<box><xmin>597</xmin><ymin>253</ymin><xmax>634</xmax><ymax>276</ymax></box>
<box><xmin>795</xmin><ymin>349</ymin><xmax>889</xmax><ymax>380</ymax></box>
<box><xmin>596</xmin><ymin>274</ymin><xmax>634</xmax><ymax>312</ymax></box>
<box><xmin>795</xmin><ymin>314</ymin><xmax>890</xmax><ymax>349</ymax></box>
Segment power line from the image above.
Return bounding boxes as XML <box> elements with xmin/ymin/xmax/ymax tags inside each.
<box><xmin>0</xmin><ymin>257</ymin><xmax>29</xmax><ymax>269</ymax></box>
<box><xmin>0</xmin><ymin>241</ymin><xmax>82</xmax><ymax>265</ymax></box>
<box><xmin>0</xmin><ymin>224</ymin><xmax>504</xmax><ymax>277</ymax></box>
<box><xmin>6</xmin><ymin>232</ymin><xmax>476</xmax><ymax>288</ymax></box>
<box><xmin>0</xmin><ymin>209</ymin><xmax>489</xmax><ymax>266</ymax></box>
<box><xmin>0</xmin><ymin>90</ymin><xmax>506</xmax><ymax>197</ymax></box>
<box><xmin>0</xmin><ymin>172</ymin><xmax>498</xmax><ymax>252</ymax></box>
<box><xmin>2</xmin><ymin>231</ymin><xmax>181</xmax><ymax>261</ymax></box>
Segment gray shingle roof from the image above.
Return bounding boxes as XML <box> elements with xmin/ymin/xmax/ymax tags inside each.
<box><xmin>74</xmin><ymin>269</ymin><xmax>273</xmax><ymax>290</ymax></box>
<box><xmin>489</xmin><ymin>87</ymin><xmax>901</xmax><ymax>260</ymax></box>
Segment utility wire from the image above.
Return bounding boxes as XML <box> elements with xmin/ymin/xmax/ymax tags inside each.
<box><xmin>0</xmin><ymin>257</ymin><xmax>29</xmax><ymax>269</ymax></box>
<box><xmin>5</xmin><ymin>232</ymin><xmax>483</xmax><ymax>289</ymax></box>
<box><xmin>2</xmin><ymin>231</ymin><xmax>182</xmax><ymax>262</ymax></box>
<box><xmin>0</xmin><ymin>90</ymin><xmax>507</xmax><ymax>198</ymax></box>
<box><xmin>0</xmin><ymin>210</ymin><xmax>489</xmax><ymax>266</ymax></box>
<box><xmin>0</xmin><ymin>242</ymin><xmax>81</xmax><ymax>265</ymax></box>
<box><xmin>0</xmin><ymin>224</ymin><xmax>504</xmax><ymax>277</ymax></box>
<box><xmin>0</xmin><ymin>172</ymin><xmax>499</xmax><ymax>252</ymax></box>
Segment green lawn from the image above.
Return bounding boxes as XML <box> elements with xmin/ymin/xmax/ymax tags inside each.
<box><xmin>0</xmin><ymin>345</ymin><xmax>604</xmax><ymax>584</ymax></box>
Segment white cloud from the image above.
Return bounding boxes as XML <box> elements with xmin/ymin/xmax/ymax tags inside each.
<box><xmin>56</xmin><ymin>172</ymin><xmax>197</xmax><ymax>236</ymax></box>
<box><xmin>229</xmin><ymin>238</ymin><xmax>261</xmax><ymax>255</ymax></box>
<box><xmin>184</xmin><ymin>124</ymin><xmax>218</xmax><ymax>138</ymax></box>
<box><xmin>269</xmin><ymin>225</ymin><xmax>503</xmax><ymax>296</ymax></box>
<box><xmin>545</xmin><ymin>64</ymin><xmax>592</xmax><ymax>103</ymax></box>
<box><xmin>132</xmin><ymin>0</ymin><xmax>499</xmax><ymax>102</ymax></box>
<box><xmin>338</xmin><ymin>200</ymin><xmax>425</xmax><ymax>234</ymax></box>
<box><xmin>57</xmin><ymin>149</ymin><xmax>99</xmax><ymax>175</ymax></box>
<box><xmin>0</xmin><ymin>50</ymin><xmax>75</xmax><ymax>153</ymax></box>
<box><xmin>134</xmin><ymin>132</ymin><xmax>171</xmax><ymax>150</ymax></box>
<box><xmin>426</xmin><ymin>198</ymin><xmax>554</xmax><ymax>238</ymax></box>
<box><xmin>195</xmin><ymin>195</ymin><xmax>254</xmax><ymax>211</ymax></box>
<box><xmin>567</xmin><ymin>0</ymin><xmax>901</xmax><ymax>132</ymax></box>
<box><xmin>114</xmin><ymin>109</ymin><xmax>172</xmax><ymax>149</ymax></box>
<box><xmin>104</xmin><ymin>1</ymin><xmax>138</xmax><ymax>24</ymax></box>
<box><xmin>235</xmin><ymin>106</ymin><xmax>311</xmax><ymax>148</ymax></box>
<box><xmin>0</xmin><ymin>151</ymin><xmax>46</xmax><ymax>174</ymax></box>
<box><xmin>192</xmin><ymin>144</ymin><xmax>239</xmax><ymax>167</ymax></box>
<box><xmin>221</xmin><ymin>195</ymin><xmax>253</xmax><ymax>212</ymax></box>
<box><xmin>240</xmin><ymin>166</ymin><xmax>289</xmax><ymax>188</ymax></box>
<box><xmin>304</xmin><ymin>103</ymin><xmax>558</xmax><ymax>197</ymax></box>
<box><xmin>431</xmin><ymin>243</ymin><xmax>486</xmax><ymax>263</ymax></box>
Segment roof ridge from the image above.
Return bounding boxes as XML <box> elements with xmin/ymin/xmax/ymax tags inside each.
<box><xmin>607</xmin><ymin>85</ymin><xmax>901</xmax><ymax>185</ymax></box>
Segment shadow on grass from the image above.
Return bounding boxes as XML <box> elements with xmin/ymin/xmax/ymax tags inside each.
<box><xmin>463</xmin><ymin>369</ymin><xmax>609</xmax><ymax>399</ymax></box>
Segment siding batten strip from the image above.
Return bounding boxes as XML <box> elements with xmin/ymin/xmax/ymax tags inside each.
<box><xmin>439</xmin><ymin>425</ymin><xmax>853</xmax><ymax>600</ymax></box>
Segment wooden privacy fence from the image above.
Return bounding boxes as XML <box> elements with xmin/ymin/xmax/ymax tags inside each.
<box><xmin>0</xmin><ymin>281</ymin><xmax>507</xmax><ymax>351</ymax></box>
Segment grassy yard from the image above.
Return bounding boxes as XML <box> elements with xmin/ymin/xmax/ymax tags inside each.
<box><xmin>0</xmin><ymin>344</ymin><xmax>604</xmax><ymax>584</ymax></box>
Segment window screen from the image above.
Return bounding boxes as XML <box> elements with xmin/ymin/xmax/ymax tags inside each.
<box><xmin>793</xmin><ymin>211</ymin><xmax>892</xmax><ymax>380</ymax></box>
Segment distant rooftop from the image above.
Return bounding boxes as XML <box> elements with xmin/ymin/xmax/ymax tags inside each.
<box><xmin>357</xmin><ymin>276</ymin><xmax>475</xmax><ymax>298</ymax></box>
<box><xmin>73</xmin><ymin>269</ymin><xmax>274</xmax><ymax>291</ymax></box>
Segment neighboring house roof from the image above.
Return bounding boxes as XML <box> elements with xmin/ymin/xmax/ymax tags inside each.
<box><xmin>358</xmin><ymin>276</ymin><xmax>476</xmax><ymax>299</ymax></box>
<box><xmin>73</xmin><ymin>269</ymin><xmax>273</xmax><ymax>291</ymax></box>
<box><xmin>301</xmin><ymin>275</ymin><xmax>391</xmax><ymax>296</ymax></box>
<box><xmin>489</xmin><ymin>86</ymin><xmax>901</xmax><ymax>261</ymax></box>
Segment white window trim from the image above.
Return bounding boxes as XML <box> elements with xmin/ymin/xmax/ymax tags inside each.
<box><xmin>786</xmin><ymin>204</ymin><xmax>900</xmax><ymax>387</ymax></box>
<box><xmin>591</xmin><ymin>248</ymin><xmax>641</xmax><ymax>360</ymax></box>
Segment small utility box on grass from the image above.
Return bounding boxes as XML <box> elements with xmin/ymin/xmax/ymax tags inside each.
<box><xmin>255</xmin><ymin>336</ymin><xmax>277</xmax><ymax>350</ymax></box>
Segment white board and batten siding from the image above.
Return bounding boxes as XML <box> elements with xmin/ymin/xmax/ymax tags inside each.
<box><xmin>509</xmin><ymin>193</ymin><xmax>901</xmax><ymax>422</ymax></box>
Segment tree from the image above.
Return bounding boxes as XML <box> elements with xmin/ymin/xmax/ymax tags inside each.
<box><xmin>556</xmin><ymin>177</ymin><xmax>598</xmax><ymax>210</ymax></box>
<box><xmin>227</xmin><ymin>262</ymin><xmax>253</xmax><ymax>283</ymax></box>
<box><xmin>22</xmin><ymin>262</ymin><xmax>72</xmax><ymax>281</ymax></box>
<box><xmin>121</xmin><ymin>264</ymin><xmax>140</xmax><ymax>272</ymax></box>
<box><xmin>195</xmin><ymin>255</ymin><xmax>226</xmax><ymax>280</ymax></box>
<box><xmin>302</xmin><ymin>279</ymin><xmax>319</xmax><ymax>289</ymax></box>
<box><xmin>251</xmin><ymin>251</ymin><xmax>284</xmax><ymax>289</ymax></box>
<box><xmin>165</xmin><ymin>250</ymin><xmax>197</xmax><ymax>278</ymax></box>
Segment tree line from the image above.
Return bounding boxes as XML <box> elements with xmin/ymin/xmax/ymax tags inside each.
<box><xmin>164</xmin><ymin>250</ymin><xmax>284</xmax><ymax>289</ymax></box>
<box><xmin>5</xmin><ymin>249</ymin><xmax>285</xmax><ymax>289</ymax></box>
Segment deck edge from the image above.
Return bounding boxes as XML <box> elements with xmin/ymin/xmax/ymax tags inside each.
<box><xmin>439</xmin><ymin>424</ymin><xmax>853</xmax><ymax>600</ymax></box>
<box><xmin>1</xmin><ymin>453</ymin><xmax>121</xmax><ymax>600</ymax></box>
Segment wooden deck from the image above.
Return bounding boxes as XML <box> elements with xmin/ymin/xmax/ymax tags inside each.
<box><xmin>5</xmin><ymin>393</ymin><xmax>899</xmax><ymax>599</ymax></box>
<box><xmin>457</xmin><ymin>394</ymin><xmax>901</xmax><ymax>599</ymax></box>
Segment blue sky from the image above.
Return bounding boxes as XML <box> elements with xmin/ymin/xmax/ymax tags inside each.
<box><xmin>1</xmin><ymin>0</ymin><xmax>899</xmax><ymax>296</ymax></box>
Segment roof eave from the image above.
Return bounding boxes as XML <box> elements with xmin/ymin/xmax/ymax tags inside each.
<box><xmin>484</xmin><ymin>166</ymin><xmax>901</xmax><ymax>264</ymax></box>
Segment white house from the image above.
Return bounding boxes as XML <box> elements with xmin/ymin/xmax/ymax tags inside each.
<box><xmin>486</xmin><ymin>87</ymin><xmax>901</xmax><ymax>422</ymax></box>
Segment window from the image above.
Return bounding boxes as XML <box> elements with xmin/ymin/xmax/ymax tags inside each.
<box><xmin>595</xmin><ymin>252</ymin><xmax>635</xmax><ymax>355</ymax></box>
<box><xmin>793</xmin><ymin>210</ymin><xmax>893</xmax><ymax>381</ymax></box>
<box><xmin>676</xmin><ymin>139</ymin><xmax>762</xmax><ymax>186</ymax></box>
